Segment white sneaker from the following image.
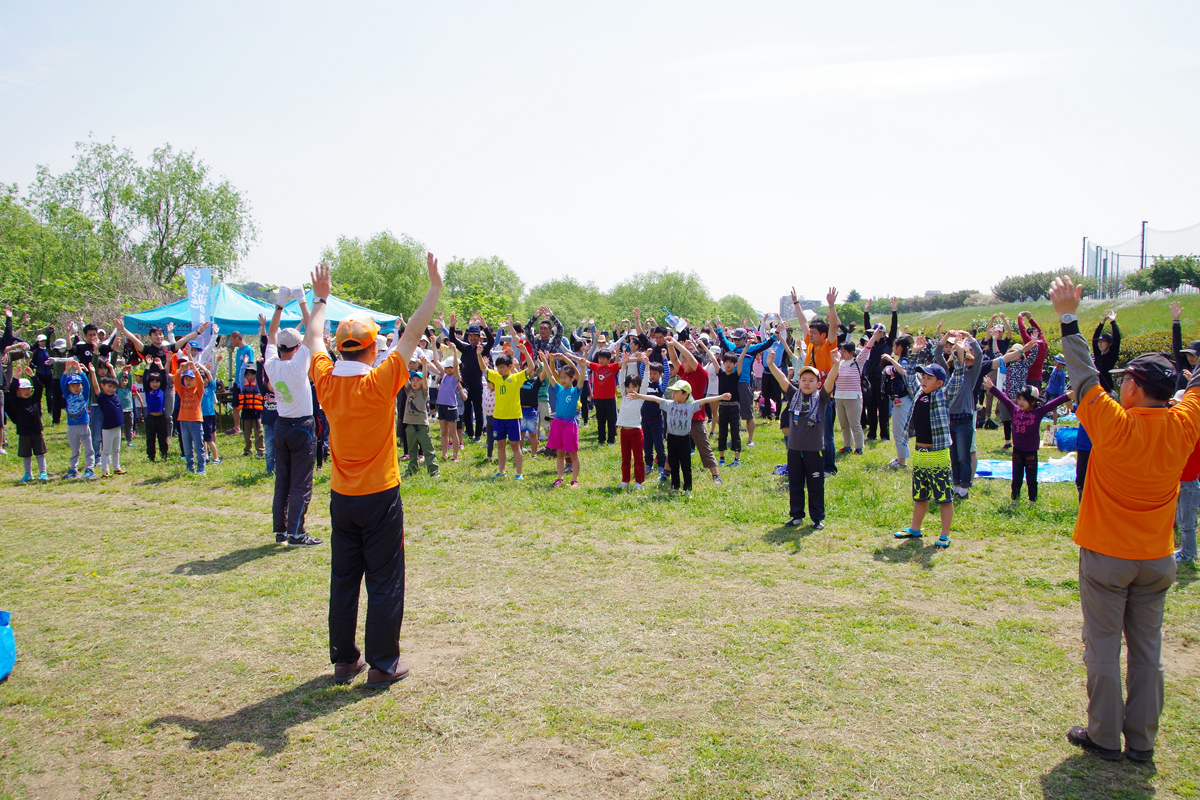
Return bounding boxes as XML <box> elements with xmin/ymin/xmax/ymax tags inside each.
<box><xmin>633</xmin><ymin>483</ymin><xmax>645</xmax><ymax>490</ymax></box>
<box><xmin>619</xmin><ymin>482</ymin><xmax>629</xmax><ymax>489</ymax></box>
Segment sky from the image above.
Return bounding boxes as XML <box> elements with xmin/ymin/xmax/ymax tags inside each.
<box><xmin>2</xmin><ymin>1</ymin><xmax>1198</xmax><ymax>312</ymax></box>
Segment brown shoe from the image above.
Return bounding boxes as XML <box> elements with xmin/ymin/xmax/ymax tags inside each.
<box><xmin>332</xmin><ymin>657</ymin><xmax>366</xmax><ymax>685</ymax></box>
<box><xmin>365</xmin><ymin>662</ymin><xmax>410</xmax><ymax>689</ymax></box>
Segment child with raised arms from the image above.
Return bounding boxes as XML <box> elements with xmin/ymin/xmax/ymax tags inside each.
<box><xmin>627</xmin><ymin>380</ymin><xmax>729</xmax><ymax>494</ymax></box>
<box><xmin>540</xmin><ymin>351</ymin><xmax>585</xmax><ymax>487</ymax></box>
<box><xmin>984</xmin><ymin>376</ymin><xmax>1072</xmax><ymax>506</ymax></box>
<box><xmin>616</xmin><ymin>352</ymin><xmax>651</xmax><ymax>489</ymax></box>
<box><xmin>482</xmin><ymin>344</ymin><xmax>530</xmax><ymax>480</ymax></box>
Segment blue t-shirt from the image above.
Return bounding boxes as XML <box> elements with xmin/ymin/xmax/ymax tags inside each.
<box><xmin>146</xmin><ymin>389</ymin><xmax>165</xmax><ymax>414</ymax></box>
<box><xmin>61</xmin><ymin>376</ymin><xmax>90</xmax><ymax>426</ymax></box>
<box><xmin>201</xmin><ymin>381</ymin><xmax>217</xmax><ymax>417</ymax></box>
<box><xmin>550</xmin><ymin>384</ymin><xmax>580</xmax><ymax>421</ymax></box>
<box><xmin>234</xmin><ymin>344</ymin><xmax>255</xmax><ymax>387</ymax></box>
<box><xmin>97</xmin><ymin>391</ymin><xmax>123</xmax><ymax>429</ymax></box>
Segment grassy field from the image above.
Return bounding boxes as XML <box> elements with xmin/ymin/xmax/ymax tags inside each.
<box><xmin>894</xmin><ymin>292</ymin><xmax>1200</xmax><ymax>350</ymax></box>
<box><xmin>0</xmin><ymin>410</ymin><xmax>1198</xmax><ymax>799</ymax></box>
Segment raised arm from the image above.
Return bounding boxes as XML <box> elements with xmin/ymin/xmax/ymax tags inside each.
<box><xmin>116</xmin><ymin>319</ymin><xmax>144</xmax><ymax>352</ymax></box>
<box><xmin>825</xmin><ymin>287</ymin><xmax>840</xmax><ymax>336</ymax></box>
<box><xmin>395</xmin><ymin>253</ymin><xmax>443</xmax><ymax>362</ymax></box>
<box><xmin>822</xmin><ymin>358</ymin><xmax>841</xmax><ymax>395</ymax></box>
<box><xmin>306</xmin><ymin>264</ymin><xmax>331</xmax><ymax>355</ymax></box>
<box><xmin>767</xmin><ymin>356</ymin><xmax>791</xmax><ymax>393</ymax></box>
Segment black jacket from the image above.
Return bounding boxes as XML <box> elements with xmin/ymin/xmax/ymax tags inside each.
<box><xmin>5</xmin><ymin>378</ymin><xmax>43</xmax><ymax>435</ymax></box>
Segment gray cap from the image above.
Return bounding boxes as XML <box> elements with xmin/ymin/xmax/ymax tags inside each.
<box><xmin>276</xmin><ymin>328</ymin><xmax>303</xmax><ymax>349</ymax></box>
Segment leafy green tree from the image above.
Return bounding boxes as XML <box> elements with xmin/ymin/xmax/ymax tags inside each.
<box><xmin>30</xmin><ymin>139</ymin><xmax>257</xmax><ymax>285</ymax></box>
<box><xmin>443</xmin><ymin>256</ymin><xmax>524</xmax><ymax>315</ymax></box>
<box><xmin>714</xmin><ymin>294</ymin><xmax>759</xmax><ymax>324</ymax></box>
<box><xmin>845</xmin><ymin>289</ymin><xmax>862</xmax><ymax>303</ymax></box>
<box><xmin>608</xmin><ymin>270</ymin><xmax>712</xmax><ymax>321</ymax></box>
<box><xmin>322</xmin><ymin>231</ymin><xmax>429</xmax><ymax>316</ymax></box>
<box><xmin>446</xmin><ymin>286</ymin><xmax>511</xmax><ymax>328</ymax></box>
<box><xmin>525</xmin><ymin>277</ymin><xmax>615</xmax><ymax>328</ymax></box>
<box><xmin>1125</xmin><ymin>255</ymin><xmax>1200</xmax><ymax>294</ymax></box>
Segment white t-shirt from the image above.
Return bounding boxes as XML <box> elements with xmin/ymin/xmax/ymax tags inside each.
<box><xmin>264</xmin><ymin>343</ymin><xmax>314</xmax><ymax>418</ymax></box>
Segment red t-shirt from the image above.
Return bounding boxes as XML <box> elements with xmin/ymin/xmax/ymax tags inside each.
<box><xmin>677</xmin><ymin>364</ymin><xmax>709</xmax><ymax>421</ymax></box>
<box><xmin>588</xmin><ymin>361</ymin><xmax>622</xmax><ymax>399</ymax></box>
<box><xmin>1182</xmin><ymin>436</ymin><xmax>1200</xmax><ymax>482</ymax></box>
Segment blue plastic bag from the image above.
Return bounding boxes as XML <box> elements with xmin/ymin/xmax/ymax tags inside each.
<box><xmin>1055</xmin><ymin>427</ymin><xmax>1079</xmax><ymax>453</ymax></box>
<box><xmin>0</xmin><ymin>610</ymin><xmax>14</xmax><ymax>682</ymax></box>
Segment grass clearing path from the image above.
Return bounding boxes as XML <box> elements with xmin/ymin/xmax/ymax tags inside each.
<box><xmin>0</xmin><ymin>417</ymin><xmax>1197</xmax><ymax>798</ymax></box>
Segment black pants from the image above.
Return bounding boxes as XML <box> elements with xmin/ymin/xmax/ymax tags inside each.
<box><xmin>48</xmin><ymin>378</ymin><xmax>64</xmax><ymax>424</ymax></box>
<box><xmin>864</xmin><ymin>381</ymin><xmax>891</xmax><ymax>440</ymax></box>
<box><xmin>1012</xmin><ymin>447</ymin><xmax>1039</xmax><ymax>501</ymax></box>
<box><xmin>315</xmin><ymin>409</ymin><xmax>329</xmax><ymax>469</ymax></box>
<box><xmin>593</xmin><ymin>398</ymin><xmax>617</xmax><ymax>444</ymax></box>
<box><xmin>463</xmin><ymin>382</ymin><xmax>484</xmax><ymax>440</ymax></box>
<box><xmin>329</xmin><ymin>486</ymin><xmax>405</xmax><ymax>673</ymax></box>
<box><xmin>274</xmin><ymin>416</ymin><xmax>315</xmax><ymax>537</ymax></box>
<box><xmin>643</xmin><ymin>416</ymin><xmax>666</xmax><ymax>471</ymax></box>
<box><xmin>1076</xmin><ymin>449</ymin><xmax>1090</xmax><ymax>498</ymax></box>
<box><xmin>718</xmin><ymin>404</ymin><xmax>741</xmax><ymax>454</ymax></box>
<box><xmin>787</xmin><ymin>448</ymin><xmax>825</xmax><ymax>522</ymax></box>
<box><xmin>580</xmin><ymin>381</ymin><xmax>591</xmax><ymax>425</ymax></box>
<box><xmin>666</xmin><ymin>433</ymin><xmax>693</xmax><ymax>490</ymax></box>
<box><xmin>145</xmin><ymin>414</ymin><xmax>170</xmax><ymax>460</ymax></box>
<box><xmin>761</xmin><ymin>375</ymin><xmax>782</xmax><ymax>420</ymax></box>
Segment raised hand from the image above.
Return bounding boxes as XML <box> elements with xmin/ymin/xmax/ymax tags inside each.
<box><xmin>826</xmin><ymin>287</ymin><xmax>838</xmax><ymax>307</ymax></box>
<box><xmin>1171</xmin><ymin>301</ymin><xmax>1182</xmax><ymax>321</ymax></box>
<box><xmin>890</xmin><ymin>296</ymin><xmax>899</xmax><ymax>312</ymax></box>
<box><xmin>449</xmin><ymin>312</ymin><xmax>457</xmax><ymax>328</ymax></box>
<box><xmin>982</xmin><ymin>376</ymin><xmax>994</xmax><ymax>391</ymax></box>
<box><xmin>311</xmin><ymin>262</ymin><xmax>333</xmax><ymax>299</ymax></box>
<box><xmin>864</xmin><ymin>299</ymin><xmax>872</xmax><ymax>312</ymax></box>
<box><xmin>426</xmin><ymin>252</ymin><xmax>442</xmax><ymax>287</ymax></box>
<box><xmin>1048</xmin><ymin>275</ymin><xmax>1082</xmax><ymax>317</ymax></box>
<box><xmin>790</xmin><ymin>286</ymin><xmax>799</xmax><ymax>305</ymax></box>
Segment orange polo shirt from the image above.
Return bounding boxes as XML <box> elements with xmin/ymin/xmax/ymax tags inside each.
<box><xmin>310</xmin><ymin>349</ymin><xmax>410</xmax><ymax>496</ymax></box>
<box><xmin>1074</xmin><ymin>384</ymin><xmax>1200</xmax><ymax>559</ymax></box>
<box><xmin>804</xmin><ymin>334</ymin><xmax>836</xmax><ymax>374</ymax></box>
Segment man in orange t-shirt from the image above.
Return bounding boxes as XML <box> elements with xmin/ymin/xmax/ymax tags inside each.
<box><xmin>1051</xmin><ymin>275</ymin><xmax>1200</xmax><ymax>763</ymax></box>
<box><xmin>307</xmin><ymin>255</ymin><xmax>442</xmax><ymax>690</ymax></box>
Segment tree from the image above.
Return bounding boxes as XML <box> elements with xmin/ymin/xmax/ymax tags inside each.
<box><xmin>30</xmin><ymin>139</ymin><xmax>257</xmax><ymax>285</ymax></box>
<box><xmin>322</xmin><ymin>231</ymin><xmax>429</xmax><ymax>316</ymax></box>
<box><xmin>715</xmin><ymin>294</ymin><xmax>759</xmax><ymax>323</ymax></box>
<box><xmin>443</xmin><ymin>256</ymin><xmax>524</xmax><ymax>315</ymax></box>
<box><xmin>525</xmin><ymin>277</ymin><xmax>614</xmax><ymax>328</ymax></box>
<box><xmin>608</xmin><ymin>270</ymin><xmax>712</xmax><ymax>321</ymax></box>
<box><xmin>845</xmin><ymin>289</ymin><xmax>862</xmax><ymax>303</ymax></box>
<box><xmin>1125</xmin><ymin>255</ymin><xmax>1200</xmax><ymax>294</ymax></box>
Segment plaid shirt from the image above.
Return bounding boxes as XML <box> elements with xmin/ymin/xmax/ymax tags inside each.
<box><xmin>900</xmin><ymin>364</ymin><xmax>965</xmax><ymax>451</ymax></box>
<box><xmin>525</xmin><ymin>313</ymin><xmax>565</xmax><ymax>359</ymax></box>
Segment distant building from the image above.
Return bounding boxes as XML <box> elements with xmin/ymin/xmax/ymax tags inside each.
<box><xmin>925</xmin><ymin>290</ymin><xmax>943</xmax><ymax>297</ymax></box>
<box><xmin>780</xmin><ymin>295</ymin><xmax>822</xmax><ymax>317</ymax></box>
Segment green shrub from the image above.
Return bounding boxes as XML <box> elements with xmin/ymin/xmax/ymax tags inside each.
<box><xmin>1115</xmin><ymin>330</ymin><xmax>1174</xmax><ymax>368</ymax></box>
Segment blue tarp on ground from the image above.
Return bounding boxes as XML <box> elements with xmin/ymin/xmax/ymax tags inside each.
<box><xmin>975</xmin><ymin>459</ymin><xmax>1077</xmax><ymax>483</ymax></box>
<box><xmin>282</xmin><ymin>290</ymin><xmax>398</xmax><ymax>328</ymax></box>
<box><xmin>123</xmin><ymin>284</ymin><xmax>302</xmax><ymax>337</ymax></box>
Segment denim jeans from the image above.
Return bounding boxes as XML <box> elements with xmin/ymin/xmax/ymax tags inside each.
<box><xmin>822</xmin><ymin>406</ymin><xmax>836</xmax><ymax>473</ymax></box>
<box><xmin>892</xmin><ymin>396</ymin><xmax>913</xmax><ymax>460</ymax></box>
<box><xmin>263</xmin><ymin>423</ymin><xmax>276</xmax><ymax>474</ymax></box>
<box><xmin>89</xmin><ymin>404</ymin><xmax>103</xmax><ymax>456</ymax></box>
<box><xmin>1177</xmin><ymin>479</ymin><xmax>1199</xmax><ymax>560</ymax></box>
<box><xmin>949</xmin><ymin>415</ymin><xmax>976</xmax><ymax>488</ymax></box>
<box><xmin>180</xmin><ymin>420</ymin><xmax>206</xmax><ymax>473</ymax></box>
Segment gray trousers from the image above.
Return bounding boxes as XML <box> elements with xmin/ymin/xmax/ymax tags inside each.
<box><xmin>404</xmin><ymin>425</ymin><xmax>438</xmax><ymax>477</ymax></box>
<box><xmin>1079</xmin><ymin>547</ymin><xmax>1176</xmax><ymax>752</ymax></box>
<box><xmin>68</xmin><ymin>425</ymin><xmax>95</xmax><ymax>472</ymax></box>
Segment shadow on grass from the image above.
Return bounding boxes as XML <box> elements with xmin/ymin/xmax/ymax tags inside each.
<box><xmin>872</xmin><ymin>540</ymin><xmax>939</xmax><ymax>570</ymax></box>
<box><xmin>150</xmin><ymin>676</ymin><xmax>368</xmax><ymax>756</ymax></box>
<box><xmin>763</xmin><ymin>525</ymin><xmax>816</xmax><ymax>549</ymax></box>
<box><xmin>137</xmin><ymin>474</ymin><xmax>175</xmax><ymax>486</ymax></box>
<box><xmin>1040</xmin><ymin>753</ymin><xmax>1156</xmax><ymax>799</ymax></box>
<box><xmin>1174</xmin><ymin>564</ymin><xmax>1198</xmax><ymax>591</ymax></box>
<box><xmin>172</xmin><ymin>543</ymin><xmax>294</xmax><ymax>575</ymax></box>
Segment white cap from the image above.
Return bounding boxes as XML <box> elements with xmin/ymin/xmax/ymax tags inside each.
<box><xmin>36</xmin><ymin>334</ymin><xmax>47</xmax><ymax>342</ymax></box>
<box><xmin>375</xmin><ymin>335</ymin><xmax>387</xmax><ymax>351</ymax></box>
<box><xmin>17</xmin><ymin>378</ymin><xmax>33</xmax><ymax>389</ymax></box>
<box><xmin>276</xmin><ymin>328</ymin><xmax>303</xmax><ymax>349</ymax></box>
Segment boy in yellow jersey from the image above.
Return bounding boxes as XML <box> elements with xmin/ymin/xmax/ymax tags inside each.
<box><xmin>307</xmin><ymin>255</ymin><xmax>441</xmax><ymax>690</ymax></box>
<box><xmin>480</xmin><ymin>344</ymin><xmax>531</xmax><ymax>479</ymax></box>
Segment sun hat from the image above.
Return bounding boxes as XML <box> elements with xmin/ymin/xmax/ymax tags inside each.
<box><xmin>668</xmin><ymin>380</ymin><xmax>693</xmax><ymax>395</ymax></box>
<box><xmin>1179</xmin><ymin>339</ymin><xmax>1200</xmax><ymax>358</ymax></box>
<box><xmin>52</xmin><ymin>338</ymin><xmax>67</xmax><ymax>350</ymax></box>
<box><xmin>17</xmin><ymin>378</ymin><xmax>32</xmax><ymax>389</ymax></box>
<box><xmin>335</xmin><ymin>314</ymin><xmax>380</xmax><ymax>352</ymax></box>
<box><xmin>466</xmin><ymin>324</ymin><xmax>482</xmax><ymax>336</ymax></box>
<box><xmin>1018</xmin><ymin>385</ymin><xmax>1041</xmax><ymax>404</ymax></box>
<box><xmin>441</xmin><ymin>357</ymin><xmax>455</xmax><ymax>369</ymax></box>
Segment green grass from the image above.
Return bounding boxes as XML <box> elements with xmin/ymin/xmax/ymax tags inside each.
<box><xmin>894</xmin><ymin>292</ymin><xmax>1200</xmax><ymax>350</ymax></box>
<box><xmin>0</xmin><ymin>413</ymin><xmax>1197</xmax><ymax>798</ymax></box>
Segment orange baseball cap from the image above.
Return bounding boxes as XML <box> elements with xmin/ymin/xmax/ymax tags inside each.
<box><xmin>335</xmin><ymin>314</ymin><xmax>380</xmax><ymax>351</ymax></box>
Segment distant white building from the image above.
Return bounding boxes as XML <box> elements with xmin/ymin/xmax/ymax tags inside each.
<box><xmin>780</xmin><ymin>295</ymin><xmax>822</xmax><ymax>317</ymax></box>
<box><xmin>925</xmin><ymin>290</ymin><xmax>943</xmax><ymax>297</ymax></box>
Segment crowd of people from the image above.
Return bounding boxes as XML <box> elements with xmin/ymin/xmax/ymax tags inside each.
<box><xmin>2</xmin><ymin>270</ymin><xmax>1199</xmax><ymax>760</ymax></box>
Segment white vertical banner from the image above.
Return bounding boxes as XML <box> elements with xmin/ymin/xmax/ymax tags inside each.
<box><xmin>184</xmin><ymin>268</ymin><xmax>213</xmax><ymax>349</ymax></box>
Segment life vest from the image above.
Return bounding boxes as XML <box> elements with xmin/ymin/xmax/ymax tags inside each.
<box><xmin>239</xmin><ymin>384</ymin><xmax>264</xmax><ymax>412</ymax></box>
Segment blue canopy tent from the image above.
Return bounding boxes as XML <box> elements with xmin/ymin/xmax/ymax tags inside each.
<box><xmin>123</xmin><ymin>283</ymin><xmax>302</xmax><ymax>337</ymax></box>
<box><xmin>282</xmin><ymin>290</ymin><xmax>398</xmax><ymax>328</ymax></box>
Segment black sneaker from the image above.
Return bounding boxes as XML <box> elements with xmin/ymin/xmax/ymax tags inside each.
<box><xmin>1066</xmin><ymin>726</ymin><xmax>1123</xmax><ymax>761</ymax></box>
<box><xmin>811</xmin><ymin>520</ymin><xmax>825</xmax><ymax>531</ymax></box>
<box><xmin>275</xmin><ymin>533</ymin><xmax>287</xmax><ymax>543</ymax></box>
<box><xmin>287</xmin><ymin>534</ymin><xmax>324</xmax><ymax>547</ymax></box>
<box><xmin>785</xmin><ymin>517</ymin><xmax>805</xmax><ymax>527</ymax></box>
<box><xmin>1125</xmin><ymin>747</ymin><xmax>1154</xmax><ymax>763</ymax></box>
